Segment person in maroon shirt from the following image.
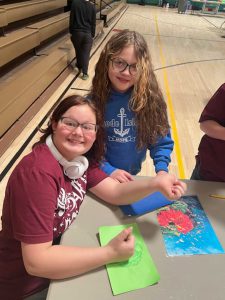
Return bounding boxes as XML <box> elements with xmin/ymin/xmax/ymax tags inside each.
<box><xmin>191</xmin><ymin>83</ymin><xmax>225</xmax><ymax>182</ymax></box>
<box><xmin>0</xmin><ymin>95</ymin><xmax>186</xmax><ymax>300</ymax></box>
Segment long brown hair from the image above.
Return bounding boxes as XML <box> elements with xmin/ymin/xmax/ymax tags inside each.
<box><xmin>90</xmin><ymin>29</ymin><xmax>170</xmax><ymax>148</ymax></box>
<box><xmin>33</xmin><ymin>95</ymin><xmax>105</xmax><ymax>162</ymax></box>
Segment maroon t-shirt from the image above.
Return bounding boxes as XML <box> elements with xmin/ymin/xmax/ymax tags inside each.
<box><xmin>0</xmin><ymin>144</ymin><xmax>108</xmax><ymax>299</ymax></box>
<box><xmin>197</xmin><ymin>83</ymin><xmax>225</xmax><ymax>182</ymax></box>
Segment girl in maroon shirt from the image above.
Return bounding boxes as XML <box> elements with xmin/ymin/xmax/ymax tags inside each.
<box><xmin>191</xmin><ymin>83</ymin><xmax>225</xmax><ymax>182</ymax></box>
<box><xmin>0</xmin><ymin>95</ymin><xmax>186</xmax><ymax>300</ymax></box>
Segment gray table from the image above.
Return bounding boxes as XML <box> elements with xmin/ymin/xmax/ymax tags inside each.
<box><xmin>47</xmin><ymin>179</ymin><xmax>225</xmax><ymax>300</ymax></box>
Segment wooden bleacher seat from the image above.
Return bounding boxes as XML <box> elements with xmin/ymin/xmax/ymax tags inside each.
<box><xmin>0</xmin><ymin>27</ymin><xmax>40</xmax><ymax>67</ymax></box>
<box><xmin>95</xmin><ymin>19</ymin><xmax>104</xmax><ymax>38</ymax></box>
<box><xmin>101</xmin><ymin>0</ymin><xmax>113</xmax><ymax>9</ymax></box>
<box><xmin>101</xmin><ymin>1</ymin><xmax>127</xmax><ymax>26</ymax></box>
<box><xmin>0</xmin><ymin>49</ymin><xmax>69</xmax><ymax>137</ymax></box>
<box><xmin>95</xmin><ymin>0</ymin><xmax>112</xmax><ymax>11</ymax></box>
<box><xmin>0</xmin><ymin>8</ymin><xmax>8</xmax><ymax>28</ymax></box>
<box><xmin>2</xmin><ymin>0</ymin><xmax>67</xmax><ymax>25</ymax></box>
<box><xmin>27</xmin><ymin>12</ymin><xmax>69</xmax><ymax>43</ymax></box>
<box><xmin>38</xmin><ymin>33</ymin><xmax>74</xmax><ymax>58</ymax></box>
<box><xmin>0</xmin><ymin>10</ymin><xmax>71</xmax><ymax>68</ymax></box>
<box><xmin>0</xmin><ymin>0</ymin><xmax>109</xmax><ymax>138</ymax></box>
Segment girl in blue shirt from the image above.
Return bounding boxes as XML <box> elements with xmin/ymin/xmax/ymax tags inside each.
<box><xmin>89</xmin><ymin>30</ymin><xmax>174</xmax><ymax>183</ymax></box>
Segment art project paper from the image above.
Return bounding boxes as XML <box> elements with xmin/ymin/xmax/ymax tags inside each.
<box><xmin>157</xmin><ymin>195</ymin><xmax>225</xmax><ymax>256</ymax></box>
<box><xmin>99</xmin><ymin>223</ymin><xmax>160</xmax><ymax>295</ymax></box>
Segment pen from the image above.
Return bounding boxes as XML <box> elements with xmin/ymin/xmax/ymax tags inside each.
<box><xmin>209</xmin><ymin>194</ymin><xmax>225</xmax><ymax>200</ymax></box>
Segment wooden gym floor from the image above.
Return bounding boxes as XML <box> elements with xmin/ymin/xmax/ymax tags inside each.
<box><xmin>1</xmin><ymin>5</ymin><xmax>225</xmax><ymax>222</ymax></box>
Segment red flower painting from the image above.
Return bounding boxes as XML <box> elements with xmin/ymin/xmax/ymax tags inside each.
<box><xmin>157</xmin><ymin>208</ymin><xmax>194</xmax><ymax>235</ymax></box>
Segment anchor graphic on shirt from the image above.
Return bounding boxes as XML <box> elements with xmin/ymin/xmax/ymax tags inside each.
<box><xmin>114</xmin><ymin>108</ymin><xmax>130</xmax><ymax>137</ymax></box>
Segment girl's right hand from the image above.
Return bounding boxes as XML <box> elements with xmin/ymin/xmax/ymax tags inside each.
<box><xmin>154</xmin><ymin>172</ymin><xmax>187</xmax><ymax>200</ymax></box>
<box><xmin>105</xmin><ymin>227</ymin><xmax>135</xmax><ymax>263</ymax></box>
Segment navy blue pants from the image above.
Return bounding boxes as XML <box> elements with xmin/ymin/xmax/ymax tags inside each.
<box><xmin>71</xmin><ymin>31</ymin><xmax>93</xmax><ymax>75</ymax></box>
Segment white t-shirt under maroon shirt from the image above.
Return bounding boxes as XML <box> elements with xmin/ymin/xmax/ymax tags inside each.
<box><xmin>0</xmin><ymin>144</ymin><xmax>108</xmax><ymax>299</ymax></box>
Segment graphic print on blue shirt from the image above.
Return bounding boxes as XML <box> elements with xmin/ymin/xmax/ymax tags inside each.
<box><xmin>114</xmin><ymin>108</ymin><xmax>130</xmax><ymax>137</ymax></box>
<box><xmin>105</xmin><ymin>107</ymin><xmax>136</xmax><ymax>143</ymax></box>
<box><xmin>102</xmin><ymin>88</ymin><xmax>174</xmax><ymax>175</ymax></box>
<box><xmin>103</xmin><ymin>89</ymin><xmax>146</xmax><ymax>174</ymax></box>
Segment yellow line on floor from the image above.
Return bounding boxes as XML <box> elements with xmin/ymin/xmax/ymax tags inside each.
<box><xmin>154</xmin><ymin>14</ymin><xmax>186</xmax><ymax>179</ymax></box>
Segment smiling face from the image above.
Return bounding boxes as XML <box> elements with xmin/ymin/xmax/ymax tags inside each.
<box><xmin>108</xmin><ymin>45</ymin><xmax>139</xmax><ymax>93</ymax></box>
<box><xmin>52</xmin><ymin>104</ymin><xmax>97</xmax><ymax>161</ymax></box>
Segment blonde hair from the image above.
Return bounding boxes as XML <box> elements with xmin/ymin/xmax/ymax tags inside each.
<box><xmin>90</xmin><ymin>30</ymin><xmax>170</xmax><ymax>148</ymax></box>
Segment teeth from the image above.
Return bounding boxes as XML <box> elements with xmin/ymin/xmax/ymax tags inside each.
<box><xmin>69</xmin><ymin>140</ymin><xmax>82</xmax><ymax>143</ymax></box>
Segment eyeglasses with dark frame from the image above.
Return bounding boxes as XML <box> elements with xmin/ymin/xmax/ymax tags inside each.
<box><xmin>60</xmin><ymin>117</ymin><xmax>98</xmax><ymax>134</ymax></box>
<box><xmin>110</xmin><ymin>57</ymin><xmax>138</xmax><ymax>75</ymax></box>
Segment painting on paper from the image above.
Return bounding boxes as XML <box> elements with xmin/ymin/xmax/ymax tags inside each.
<box><xmin>156</xmin><ymin>195</ymin><xmax>224</xmax><ymax>256</ymax></box>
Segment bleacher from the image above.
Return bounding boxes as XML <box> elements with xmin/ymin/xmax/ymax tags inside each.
<box><xmin>1</xmin><ymin>0</ymin><xmax>67</xmax><ymax>25</ymax></box>
<box><xmin>126</xmin><ymin>0</ymin><xmax>177</xmax><ymax>7</ymax></box>
<box><xmin>0</xmin><ymin>49</ymin><xmax>68</xmax><ymax>136</ymax></box>
<box><xmin>99</xmin><ymin>0</ymin><xmax>127</xmax><ymax>26</ymax></box>
<box><xmin>0</xmin><ymin>27</ymin><xmax>39</xmax><ymax>67</ymax></box>
<box><xmin>0</xmin><ymin>0</ymin><xmax>125</xmax><ymax>141</ymax></box>
<box><xmin>189</xmin><ymin>0</ymin><xmax>225</xmax><ymax>14</ymax></box>
<box><xmin>27</xmin><ymin>11</ymin><xmax>69</xmax><ymax>43</ymax></box>
<box><xmin>0</xmin><ymin>8</ymin><xmax>7</xmax><ymax>29</ymax></box>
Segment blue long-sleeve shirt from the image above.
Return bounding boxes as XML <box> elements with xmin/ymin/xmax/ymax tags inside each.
<box><xmin>101</xmin><ymin>88</ymin><xmax>174</xmax><ymax>175</ymax></box>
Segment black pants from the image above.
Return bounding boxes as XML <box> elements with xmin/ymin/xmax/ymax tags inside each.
<box><xmin>190</xmin><ymin>161</ymin><xmax>202</xmax><ymax>181</ymax></box>
<box><xmin>71</xmin><ymin>31</ymin><xmax>93</xmax><ymax>75</ymax></box>
<box><xmin>161</xmin><ymin>0</ymin><xmax>168</xmax><ymax>6</ymax></box>
<box><xmin>24</xmin><ymin>288</ymin><xmax>48</xmax><ymax>300</ymax></box>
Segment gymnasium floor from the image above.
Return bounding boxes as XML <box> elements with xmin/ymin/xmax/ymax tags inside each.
<box><xmin>1</xmin><ymin>4</ymin><xmax>225</xmax><ymax>221</ymax></box>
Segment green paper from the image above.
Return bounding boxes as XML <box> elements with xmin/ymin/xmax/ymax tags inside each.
<box><xmin>99</xmin><ymin>223</ymin><xmax>160</xmax><ymax>295</ymax></box>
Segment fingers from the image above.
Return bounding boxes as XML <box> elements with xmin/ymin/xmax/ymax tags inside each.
<box><xmin>115</xmin><ymin>176</ymin><xmax>131</xmax><ymax>183</ymax></box>
<box><xmin>124</xmin><ymin>171</ymin><xmax>134</xmax><ymax>181</ymax></box>
<box><xmin>168</xmin><ymin>181</ymin><xmax>187</xmax><ymax>200</ymax></box>
<box><xmin>172</xmin><ymin>185</ymin><xmax>185</xmax><ymax>198</ymax></box>
<box><xmin>177</xmin><ymin>180</ymin><xmax>187</xmax><ymax>192</ymax></box>
<box><xmin>172</xmin><ymin>181</ymin><xmax>187</xmax><ymax>195</ymax></box>
<box><xmin>156</xmin><ymin>173</ymin><xmax>187</xmax><ymax>200</ymax></box>
<box><xmin>159</xmin><ymin>173</ymin><xmax>187</xmax><ymax>195</ymax></box>
<box><xmin>120</xmin><ymin>227</ymin><xmax>133</xmax><ymax>242</ymax></box>
<box><xmin>111</xmin><ymin>170</ymin><xmax>134</xmax><ymax>183</ymax></box>
<box><xmin>107</xmin><ymin>227</ymin><xmax>135</xmax><ymax>263</ymax></box>
<box><xmin>171</xmin><ymin>188</ymin><xmax>183</xmax><ymax>199</ymax></box>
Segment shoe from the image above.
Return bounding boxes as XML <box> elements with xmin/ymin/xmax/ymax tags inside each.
<box><xmin>81</xmin><ymin>74</ymin><xmax>89</xmax><ymax>80</ymax></box>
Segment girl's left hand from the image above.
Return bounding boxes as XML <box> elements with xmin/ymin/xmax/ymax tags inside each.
<box><xmin>110</xmin><ymin>169</ymin><xmax>134</xmax><ymax>183</ymax></box>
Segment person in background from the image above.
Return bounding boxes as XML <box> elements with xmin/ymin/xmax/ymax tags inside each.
<box><xmin>89</xmin><ymin>30</ymin><xmax>174</xmax><ymax>183</ymax></box>
<box><xmin>191</xmin><ymin>83</ymin><xmax>225</xmax><ymax>182</ymax></box>
<box><xmin>178</xmin><ymin>0</ymin><xmax>187</xmax><ymax>13</ymax></box>
<box><xmin>0</xmin><ymin>95</ymin><xmax>186</xmax><ymax>300</ymax></box>
<box><xmin>161</xmin><ymin>0</ymin><xmax>168</xmax><ymax>7</ymax></box>
<box><xmin>69</xmin><ymin>0</ymin><xmax>96</xmax><ymax>80</ymax></box>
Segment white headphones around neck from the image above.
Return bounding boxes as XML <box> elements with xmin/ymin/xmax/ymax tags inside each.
<box><xmin>46</xmin><ymin>135</ymin><xmax>89</xmax><ymax>180</ymax></box>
